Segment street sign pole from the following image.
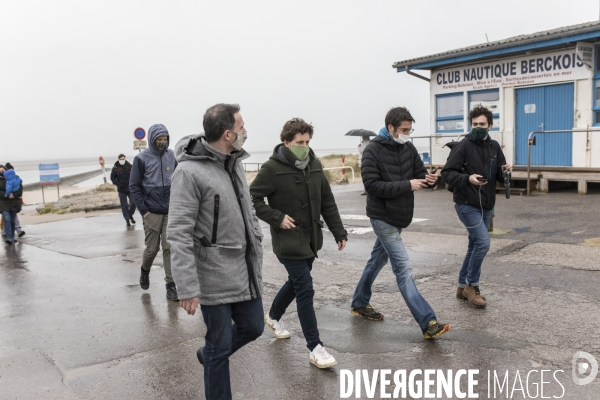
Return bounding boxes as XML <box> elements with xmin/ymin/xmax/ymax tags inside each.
<box><xmin>134</xmin><ymin>127</ymin><xmax>147</xmax><ymax>153</ymax></box>
<box><xmin>99</xmin><ymin>157</ymin><xmax>106</xmax><ymax>184</ymax></box>
<box><xmin>42</xmin><ymin>186</ymin><xmax>45</xmax><ymax>205</ymax></box>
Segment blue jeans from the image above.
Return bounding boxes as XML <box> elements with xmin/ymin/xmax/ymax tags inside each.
<box><xmin>118</xmin><ymin>192</ymin><xmax>136</xmax><ymax>220</ymax></box>
<box><xmin>1</xmin><ymin>211</ymin><xmax>17</xmax><ymax>242</ymax></box>
<box><xmin>351</xmin><ymin>218</ymin><xmax>436</xmax><ymax>332</ymax></box>
<box><xmin>200</xmin><ymin>298</ymin><xmax>264</xmax><ymax>400</ymax></box>
<box><xmin>270</xmin><ymin>257</ymin><xmax>322</xmax><ymax>351</ymax></box>
<box><xmin>455</xmin><ymin>203</ymin><xmax>491</xmax><ymax>288</ymax></box>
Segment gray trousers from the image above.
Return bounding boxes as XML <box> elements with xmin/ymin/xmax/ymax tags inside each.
<box><xmin>142</xmin><ymin>213</ymin><xmax>173</xmax><ymax>283</ymax></box>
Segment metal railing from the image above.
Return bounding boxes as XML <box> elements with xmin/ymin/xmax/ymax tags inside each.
<box><xmin>408</xmin><ymin>134</ymin><xmax>467</xmax><ymax>165</ymax></box>
<box><xmin>323</xmin><ymin>166</ymin><xmax>355</xmax><ymax>183</ymax></box>
<box><xmin>526</xmin><ymin>128</ymin><xmax>600</xmax><ymax>195</ymax></box>
<box><xmin>242</xmin><ymin>163</ymin><xmax>263</xmax><ymax>172</ymax></box>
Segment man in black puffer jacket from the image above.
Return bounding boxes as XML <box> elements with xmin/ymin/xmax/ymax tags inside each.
<box><xmin>441</xmin><ymin>106</ymin><xmax>511</xmax><ymax>309</ymax></box>
<box><xmin>350</xmin><ymin>107</ymin><xmax>450</xmax><ymax>340</ymax></box>
<box><xmin>111</xmin><ymin>154</ymin><xmax>136</xmax><ymax>227</ymax></box>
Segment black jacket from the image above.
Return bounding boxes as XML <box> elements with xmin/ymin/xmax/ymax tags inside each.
<box><xmin>362</xmin><ymin>136</ymin><xmax>427</xmax><ymax>229</ymax></box>
<box><xmin>110</xmin><ymin>161</ymin><xmax>132</xmax><ymax>194</ymax></box>
<box><xmin>0</xmin><ymin>175</ymin><xmax>23</xmax><ymax>213</ymax></box>
<box><xmin>441</xmin><ymin>134</ymin><xmax>507</xmax><ymax>210</ymax></box>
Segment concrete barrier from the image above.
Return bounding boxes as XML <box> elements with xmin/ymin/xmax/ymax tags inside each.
<box><xmin>23</xmin><ymin>168</ymin><xmax>111</xmax><ymax>192</ymax></box>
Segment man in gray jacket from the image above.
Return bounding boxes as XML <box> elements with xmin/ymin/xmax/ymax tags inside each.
<box><xmin>168</xmin><ymin>104</ymin><xmax>264</xmax><ymax>400</ymax></box>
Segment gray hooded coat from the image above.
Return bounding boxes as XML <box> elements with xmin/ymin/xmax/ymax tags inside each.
<box><xmin>167</xmin><ymin>134</ymin><xmax>264</xmax><ymax>305</ymax></box>
<box><xmin>129</xmin><ymin>124</ymin><xmax>177</xmax><ymax>215</ymax></box>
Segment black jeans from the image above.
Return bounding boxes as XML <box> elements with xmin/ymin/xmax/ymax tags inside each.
<box><xmin>200</xmin><ymin>298</ymin><xmax>264</xmax><ymax>400</ymax></box>
<box><xmin>118</xmin><ymin>191</ymin><xmax>136</xmax><ymax>220</ymax></box>
<box><xmin>270</xmin><ymin>257</ymin><xmax>322</xmax><ymax>351</ymax></box>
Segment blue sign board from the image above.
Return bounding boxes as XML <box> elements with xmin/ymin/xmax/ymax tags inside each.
<box><xmin>39</xmin><ymin>163</ymin><xmax>60</xmax><ymax>186</ymax></box>
<box><xmin>134</xmin><ymin>127</ymin><xmax>146</xmax><ymax>140</ymax></box>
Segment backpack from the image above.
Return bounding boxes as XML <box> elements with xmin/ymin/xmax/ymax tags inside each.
<box><xmin>443</xmin><ymin>141</ymin><xmax>469</xmax><ymax>193</ymax></box>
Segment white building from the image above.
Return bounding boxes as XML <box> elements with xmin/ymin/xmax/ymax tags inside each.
<box><xmin>394</xmin><ymin>21</ymin><xmax>600</xmax><ymax>193</ymax></box>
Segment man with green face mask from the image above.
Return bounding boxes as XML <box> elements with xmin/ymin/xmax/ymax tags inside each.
<box><xmin>441</xmin><ymin>106</ymin><xmax>512</xmax><ymax>309</ymax></box>
<box><xmin>250</xmin><ymin>118</ymin><xmax>348</xmax><ymax>369</ymax></box>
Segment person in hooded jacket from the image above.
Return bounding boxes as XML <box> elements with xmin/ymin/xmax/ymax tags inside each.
<box><xmin>350</xmin><ymin>107</ymin><xmax>451</xmax><ymax>340</ymax></box>
<box><xmin>0</xmin><ymin>164</ymin><xmax>23</xmax><ymax>245</ymax></box>
<box><xmin>250</xmin><ymin>118</ymin><xmax>348</xmax><ymax>369</ymax></box>
<box><xmin>129</xmin><ymin>124</ymin><xmax>178</xmax><ymax>301</ymax></box>
<box><xmin>441</xmin><ymin>106</ymin><xmax>512</xmax><ymax>308</ymax></box>
<box><xmin>111</xmin><ymin>154</ymin><xmax>136</xmax><ymax>227</ymax></box>
<box><xmin>1</xmin><ymin>163</ymin><xmax>25</xmax><ymax>239</ymax></box>
<box><xmin>168</xmin><ymin>104</ymin><xmax>264</xmax><ymax>400</ymax></box>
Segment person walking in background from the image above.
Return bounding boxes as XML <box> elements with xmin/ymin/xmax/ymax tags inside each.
<box><xmin>0</xmin><ymin>164</ymin><xmax>23</xmax><ymax>245</ymax></box>
<box><xmin>168</xmin><ymin>104</ymin><xmax>264</xmax><ymax>400</ymax></box>
<box><xmin>350</xmin><ymin>107</ymin><xmax>450</xmax><ymax>340</ymax></box>
<box><xmin>358</xmin><ymin>136</ymin><xmax>370</xmax><ymax>195</ymax></box>
<box><xmin>250</xmin><ymin>118</ymin><xmax>348</xmax><ymax>369</ymax></box>
<box><xmin>129</xmin><ymin>124</ymin><xmax>178</xmax><ymax>301</ymax></box>
<box><xmin>111</xmin><ymin>154</ymin><xmax>136</xmax><ymax>227</ymax></box>
<box><xmin>1</xmin><ymin>163</ymin><xmax>25</xmax><ymax>239</ymax></box>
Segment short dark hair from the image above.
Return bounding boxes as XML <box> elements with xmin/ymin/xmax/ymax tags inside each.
<box><xmin>118</xmin><ymin>154</ymin><xmax>126</xmax><ymax>159</ymax></box>
<box><xmin>203</xmin><ymin>103</ymin><xmax>240</xmax><ymax>143</ymax></box>
<box><xmin>280</xmin><ymin>118</ymin><xmax>314</xmax><ymax>143</ymax></box>
<box><xmin>385</xmin><ymin>107</ymin><xmax>415</xmax><ymax>130</ymax></box>
<box><xmin>469</xmin><ymin>106</ymin><xmax>494</xmax><ymax>126</ymax></box>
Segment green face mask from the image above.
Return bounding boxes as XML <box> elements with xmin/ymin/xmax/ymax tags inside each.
<box><xmin>471</xmin><ymin>127</ymin><xmax>489</xmax><ymax>141</ymax></box>
<box><xmin>289</xmin><ymin>144</ymin><xmax>310</xmax><ymax>160</ymax></box>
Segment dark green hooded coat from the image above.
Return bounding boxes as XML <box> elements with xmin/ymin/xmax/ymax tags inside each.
<box><xmin>250</xmin><ymin>144</ymin><xmax>347</xmax><ymax>260</ymax></box>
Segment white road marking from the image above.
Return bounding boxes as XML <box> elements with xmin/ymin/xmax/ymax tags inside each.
<box><xmin>325</xmin><ymin>216</ymin><xmax>429</xmax><ymax>234</ymax></box>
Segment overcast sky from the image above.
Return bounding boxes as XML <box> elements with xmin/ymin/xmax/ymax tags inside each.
<box><xmin>2</xmin><ymin>0</ymin><xmax>599</xmax><ymax>161</ymax></box>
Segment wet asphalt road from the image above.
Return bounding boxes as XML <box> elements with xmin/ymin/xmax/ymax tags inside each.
<box><xmin>1</xmin><ymin>184</ymin><xmax>599</xmax><ymax>399</ymax></box>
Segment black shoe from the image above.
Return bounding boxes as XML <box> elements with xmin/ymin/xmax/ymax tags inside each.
<box><xmin>423</xmin><ymin>320</ymin><xmax>450</xmax><ymax>339</ymax></box>
<box><xmin>130</xmin><ymin>217</ymin><xmax>136</xmax><ymax>225</ymax></box>
<box><xmin>17</xmin><ymin>231</ymin><xmax>25</xmax><ymax>238</ymax></box>
<box><xmin>140</xmin><ymin>267</ymin><xmax>150</xmax><ymax>290</ymax></box>
<box><xmin>5</xmin><ymin>240</ymin><xmax>13</xmax><ymax>245</ymax></box>
<box><xmin>166</xmin><ymin>282</ymin><xmax>179</xmax><ymax>301</ymax></box>
<box><xmin>361</xmin><ymin>191</ymin><xmax>367</xmax><ymax>196</ymax></box>
<box><xmin>196</xmin><ymin>347</ymin><xmax>204</xmax><ymax>366</ymax></box>
<box><xmin>126</xmin><ymin>219</ymin><xmax>131</xmax><ymax>227</ymax></box>
<box><xmin>351</xmin><ymin>305</ymin><xmax>384</xmax><ymax>321</ymax></box>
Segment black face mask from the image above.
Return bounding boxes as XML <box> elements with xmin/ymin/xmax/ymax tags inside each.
<box><xmin>471</xmin><ymin>127</ymin><xmax>489</xmax><ymax>141</ymax></box>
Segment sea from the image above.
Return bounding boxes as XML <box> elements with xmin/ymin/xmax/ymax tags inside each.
<box><xmin>10</xmin><ymin>142</ymin><xmax>430</xmax><ymax>187</ymax></box>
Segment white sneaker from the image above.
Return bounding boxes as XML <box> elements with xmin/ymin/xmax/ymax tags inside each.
<box><xmin>264</xmin><ymin>315</ymin><xmax>291</xmax><ymax>339</ymax></box>
<box><xmin>309</xmin><ymin>344</ymin><xmax>337</xmax><ymax>369</ymax></box>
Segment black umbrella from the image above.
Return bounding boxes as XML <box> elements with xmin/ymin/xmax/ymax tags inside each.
<box><xmin>345</xmin><ymin>129</ymin><xmax>376</xmax><ymax>137</ymax></box>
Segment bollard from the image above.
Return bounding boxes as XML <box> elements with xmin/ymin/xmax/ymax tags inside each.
<box><xmin>488</xmin><ymin>207</ymin><xmax>495</xmax><ymax>232</ymax></box>
<box><xmin>340</xmin><ymin>155</ymin><xmax>349</xmax><ymax>184</ymax></box>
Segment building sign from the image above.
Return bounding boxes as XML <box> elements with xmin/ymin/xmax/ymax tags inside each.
<box><xmin>432</xmin><ymin>48</ymin><xmax>593</xmax><ymax>94</ymax></box>
<box><xmin>39</xmin><ymin>163</ymin><xmax>60</xmax><ymax>186</ymax></box>
<box><xmin>576</xmin><ymin>42</ymin><xmax>593</xmax><ymax>70</ymax></box>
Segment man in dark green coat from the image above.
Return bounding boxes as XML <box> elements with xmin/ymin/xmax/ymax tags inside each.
<box><xmin>250</xmin><ymin>118</ymin><xmax>347</xmax><ymax>369</ymax></box>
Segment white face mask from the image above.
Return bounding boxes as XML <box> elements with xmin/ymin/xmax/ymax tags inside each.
<box><xmin>119</xmin><ymin>160</ymin><xmax>125</xmax><ymax>165</ymax></box>
<box><xmin>231</xmin><ymin>131</ymin><xmax>247</xmax><ymax>151</ymax></box>
<box><xmin>393</xmin><ymin>133</ymin><xmax>410</xmax><ymax>144</ymax></box>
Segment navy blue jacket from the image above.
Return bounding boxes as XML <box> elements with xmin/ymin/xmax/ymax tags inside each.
<box><xmin>129</xmin><ymin>124</ymin><xmax>177</xmax><ymax>215</ymax></box>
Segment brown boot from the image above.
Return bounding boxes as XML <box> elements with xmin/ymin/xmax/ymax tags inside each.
<box><xmin>463</xmin><ymin>285</ymin><xmax>486</xmax><ymax>308</ymax></box>
<box><xmin>457</xmin><ymin>287</ymin><xmax>486</xmax><ymax>300</ymax></box>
